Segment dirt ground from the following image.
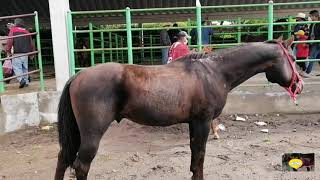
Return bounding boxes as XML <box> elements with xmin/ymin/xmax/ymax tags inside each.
<box><xmin>0</xmin><ymin>114</ymin><xmax>320</xmax><ymax>180</ymax></box>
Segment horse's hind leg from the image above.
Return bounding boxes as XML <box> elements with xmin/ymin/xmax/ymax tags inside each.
<box><xmin>73</xmin><ymin>133</ymin><xmax>105</xmax><ymax>180</ymax></box>
<box><xmin>189</xmin><ymin>120</ymin><xmax>210</xmax><ymax>180</ymax></box>
<box><xmin>54</xmin><ymin>150</ymin><xmax>68</xmax><ymax>180</ymax></box>
<box><xmin>73</xmin><ymin>111</ymin><xmax>114</xmax><ymax>180</ymax></box>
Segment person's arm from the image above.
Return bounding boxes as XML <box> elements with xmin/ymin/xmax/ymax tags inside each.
<box><xmin>165</xmin><ymin>33</ymin><xmax>171</xmax><ymax>46</ymax></box>
<box><xmin>5</xmin><ymin>29</ymin><xmax>14</xmax><ymax>55</ymax></box>
<box><xmin>316</xmin><ymin>24</ymin><xmax>320</xmax><ymax>40</ymax></box>
<box><xmin>30</xmin><ymin>37</ymin><xmax>35</xmax><ymax>52</ymax></box>
<box><xmin>159</xmin><ymin>30</ymin><xmax>165</xmax><ymax>44</ymax></box>
<box><xmin>29</xmin><ymin>37</ymin><xmax>36</xmax><ymax>59</ymax></box>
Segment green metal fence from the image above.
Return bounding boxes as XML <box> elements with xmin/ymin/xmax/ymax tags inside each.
<box><xmin>67</xmin><ymin>1</ymin><xmax>320</xmax><ymax>75</ymax></box>
<box><xmin>0</xmin><ymin>12</ymin><xmax>45</xmax><ymax>93</ymax></box>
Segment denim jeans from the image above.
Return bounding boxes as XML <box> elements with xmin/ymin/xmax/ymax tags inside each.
<box><xmin>161</xmin><ymin>48</ymin><xmax>169</xmax><ymax>64</ymax></box>
<box><xmin>12</xmin><ymin>54</ymin><xmax>29</xmax><ymax>84</ymax></box>
<box><xmin>306</xmin><ymin>44</ymin><xmax>320</xmax><ymax>74</ymax></box>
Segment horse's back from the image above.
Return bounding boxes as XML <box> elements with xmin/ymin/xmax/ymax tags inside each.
<box><xmin>69</xmin><ymin>62</ymin><xmax>125</xmax><ymax>103</ymax></box>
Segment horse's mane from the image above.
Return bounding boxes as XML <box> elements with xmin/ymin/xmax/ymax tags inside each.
<box><xmin>184</xmin><ymin>52</ymin><xmax>210</xmax><ymax>60</ymax></box>
<box><xmin>181</xmin><ymin>41</ymin><xmax>278</xmax><ymax>62</ymax></box>
<box><xmin>264</xmin><ymin>40</ymin><xmax>279</xmax><ymax>44</ymax></box>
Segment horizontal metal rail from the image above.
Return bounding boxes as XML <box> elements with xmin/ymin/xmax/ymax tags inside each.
<box><xmin>73</xmin><ymin>29</ymin><xmax>126</xmax><ymax>33</ymax></box>
<box><xmin>0</xmin><ymin>32</ymin><xmax>37</xmax><ymax>40</ymax></box>
<box><xmin>73</xmin><ymin>21</ymin><xmax>320</xmax><ymax>34</ymax></box>
<box><xmin>0</xmin><ymin>51</ymin><xmax>38</xmax><ymax>61</ymax></box>
<box><xmin>296</xmin><ymin>59</ymin><xmax>320</xmax><ymax>62</ymax></box>
<box><xmin>293</xmin><ymin>40</ymin><xmax>320</xmax><ymax>44</ymax></box>
<box><xmin>130</xmin><ymin>7</ymin><xmax>196</xmax><ymax>12</ymax></box>
<box><xmin>0</xmin><ymin>13</ymin><xmax>35</xmax><ymax>20</ymax></box>
<box><xmin>70</xmin><ymin>1</ymin><xmax>320</xmax><ymax>16</ymax></box>
<box><xmin>0</xmin><ymin>69</ymin><xmax>40</xmax><ymax>82</ymax></box>
<box><xmin>71</xmin><ymin>9</ymin><xmax>126</xmax><ymax>15</ymax></box>
<box><xmin>202</xmin><ymin>3</ymin><xmax>268</xmax><ymax>9</ymax></box>
<box><xmin>274</xmin><ymin>1</ymin><xmax>320</xmax><ymax>6</ymax></box>
<box><xmin>73</xmin><ymin>38</ymin><xmax>320</xmax><ymax>53</ymax></box>
<box><xmin>74</xmin><ymin>67</ymin><xmax>87</xmax><ymax>70</ymax></box>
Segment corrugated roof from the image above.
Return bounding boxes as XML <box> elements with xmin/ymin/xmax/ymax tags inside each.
<box><xmin>0</xmin><ymin>0</ymin><xmax>319</xmax><ymax>28</ymax></box>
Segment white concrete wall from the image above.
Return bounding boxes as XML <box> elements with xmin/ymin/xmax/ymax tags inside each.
<box><xmin>0</xmin><ymin>93</ymin><xmax>40</xmax><ymax>132</ymax></box>
<box><xmin>0</xmin><ymin>92</ymin><xmax>60</xmax><ymax>134</ymax></box>
<box><xmin>38</xmin><ymin>91</ymin><xmax>61</xmax><ymax>123</ymax></box>
<box><xmin>0</xmin><ymin>89</ymin><xmax>319</xmax><ymax>134</ymax></box>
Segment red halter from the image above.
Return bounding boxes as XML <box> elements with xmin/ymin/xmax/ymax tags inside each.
<box><xmin>278</xmin><ymin>42</ymin><xmax>303</xmax><ymax>102</ymax></box>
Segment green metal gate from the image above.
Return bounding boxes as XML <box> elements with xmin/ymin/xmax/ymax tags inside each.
<box><xmin>0</xmin><ymin>12</ymin><xmax>45</xmax><ymax>93</ymax></box>
<box><xmin>67</xmin><ymin>1</ymin><xmax>320</xmax><ymax>75</ymax></box>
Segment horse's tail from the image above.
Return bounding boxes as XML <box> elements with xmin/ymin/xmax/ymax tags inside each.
<box><xmin>57</xmin><ymin>75</ymin><xmax>80</xmax><ymax>168</ymax></box>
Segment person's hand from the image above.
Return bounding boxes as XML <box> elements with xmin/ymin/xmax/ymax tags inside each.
<box><xmin>29</xmin><ymin>55</ymin><xmax>35</xmax><ymax>60</ymax></box>
<box><xmin>6</xmin><ymin>52</ymin><xmax>11</xmax><ymax>57</ymax></box>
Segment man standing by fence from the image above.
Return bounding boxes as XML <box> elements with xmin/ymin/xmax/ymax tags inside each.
<box><xmin>160</xmin><ymin>25</ymin><xmax>171</xmax><ymax>64</ymax></box>
<box><xmin>5</xmin><ymin>18</ymin><xmax>34</xmax><ymax>88</ymax></box>
<box><xmin>306</xmin><ymin>10</ymin><xmax>320</xmax><ymax>75</ymax></box>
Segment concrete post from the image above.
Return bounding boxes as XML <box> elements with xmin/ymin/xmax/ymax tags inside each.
<box><xmin>48</xmin><ymin>0</ymin><xmax>71</xmax><ymax>91</ymax></box>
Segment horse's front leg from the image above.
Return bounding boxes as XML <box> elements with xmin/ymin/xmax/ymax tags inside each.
<box><xmin>189</xmin><ymin>119</ymin><xmax>210</xmax><ymax>180</ymax></box>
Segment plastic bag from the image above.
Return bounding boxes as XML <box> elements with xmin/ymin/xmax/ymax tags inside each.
<box><xmin>3</xmin><ymin>59</ymin><xmax>13</xmax><ymax>76</ymax></box>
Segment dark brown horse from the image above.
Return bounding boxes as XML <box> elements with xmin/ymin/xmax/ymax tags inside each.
<box><xmin>54</xmin><ymin>37</ymin><xmax>303</xmax><ymax>180</ymax></box>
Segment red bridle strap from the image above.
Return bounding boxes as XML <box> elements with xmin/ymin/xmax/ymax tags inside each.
<box><xmin>278</xmin><ymin>42</ymin><xmax>303</xmax><ymax>101</ymax></box>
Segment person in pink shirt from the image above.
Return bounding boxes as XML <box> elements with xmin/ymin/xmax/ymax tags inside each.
<box><xmin>295</xmin><ymin>30</ymin><xmax>310</xmax><ymax>77</ymax></box>
<box><xmin>167</xmin><ymin>31</ymin><xmax>191</xmax><ymax>64</ymax></box>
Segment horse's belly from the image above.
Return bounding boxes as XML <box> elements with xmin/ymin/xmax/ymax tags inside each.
<box><xmin>128</xmin><ymin>117</ymin><xmax>186</xmax><ymax>126</ymax></box>
<box><xmin>122</xmin><ymin>98</ymin><xmax>191</xmax><ymax>126</ymax></box>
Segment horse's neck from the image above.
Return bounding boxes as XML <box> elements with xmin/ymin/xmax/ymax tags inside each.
<box><xmin>218</xmin><ymin>43</ymin><xmax>278</xmax><ymax>90</ymax></box>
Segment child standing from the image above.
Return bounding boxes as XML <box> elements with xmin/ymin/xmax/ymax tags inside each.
<box><xmin>295</xmin><ymin>30</ymin><xmax>310</xmax><ymax>77</ymax></box>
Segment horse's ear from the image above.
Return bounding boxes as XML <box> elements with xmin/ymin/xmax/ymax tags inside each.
<box><xmin>277</xmin><ymin>35</ymin><xmax>283</xmax><ymax>42</ymax></box>
<box><xmin>284</xmin><ymin>35</ymin><xmax>294</xmax><ymax>48</ymax></box>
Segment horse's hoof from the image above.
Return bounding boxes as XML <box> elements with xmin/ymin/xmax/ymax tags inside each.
<box><xmin>213</xmin><ymin>135</ymin><xmax>220</xmax><ymax>140</ymax></box>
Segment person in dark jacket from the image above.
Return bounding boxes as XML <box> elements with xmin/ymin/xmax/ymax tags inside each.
<box><xmin>294</xmin><ymin>13</ymin><xmax>308</xmax><ymax>35</ymax></box>
<box><xmin>159</xmin><ymin>25</ymin><xmax>171</xmax><ymax>64</ymax></box>
<box><xmin>306</xmin><ymin>10</ymin><xmax>320</xmax><ymax>74</ymax></box>
<box><xmin>168</xmin><ymin>23</ymin><xmax>181</xmax><ymax>44</ymax></box>
<box><xmin>5</xmin><ymin>18</ymin><xmax>34</xmax><ymax>88</ymax></box>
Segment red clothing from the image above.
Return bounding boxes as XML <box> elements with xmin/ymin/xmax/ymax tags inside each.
<box><xmin>6</xmin><ymin>26</ymin><xmax>34</xmax><ymax>54</ymax></box>
<box><xmin>296</xmin><ymin>35</ymin><xmax>309</xmax><ymax>58</ymax></box>
<box><xmin>168</xmin><ymin>42</ymin><xmax>190</xmax><ymax>63</ymax></box>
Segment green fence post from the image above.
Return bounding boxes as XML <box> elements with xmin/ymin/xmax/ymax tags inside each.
<box><xmin>187</xmin><ymin>18</ymin><xmax>192</xmax><ymax>46</ymax></box>
<box><xmin>109</xmin><ymin>32</ymin><xmax>113</xmax><ymax>62</ymax></box>
<box><xmin>0</xmin><ymin>52</ymin><xmax>4</xmax><ymax>93</ymax></box>
<box><xmin>101</xmin><ymin>31</ymin><xmax>105</xmax><ymax>63</ymax></box>
<box><xmin>140</xmin><ymin>23</ymin><xmax>144</xmax><ymax>62</ymax></box>
<box><xmin>35</xmin><ymin>11</ymin><xmax>45</xmax><ymax>91</ymax></box>
<box><xmin>115</xmin><ymin>34</ymin><xmax>119</xmax><ymax>61</ymax></box>
<box><xmin>237</xmin><ymin>17</ymin><xmax>242</xmax><ymax>43</ymax></box>
<box><xmin>196</xmin><ymin>1</ymin><xmax>202</xmax><ymax>51</ymax></box>
<box><xmin>150</xmin><ymin>34</ymin><xmax>153</xmax><ymax>64</ymax></box>
<box><xmin>121</xmin><ymin>36</ymin><xmax>124</xmax><ymax>63</ymax></box>
<box><xmin>257</xmin><ymin>27</ymin><xmax>261</xmax><ymax>35</ymax></box>
<box><xmin>288</xmin><ymin>16</ymin><xmax>293</xmax><ymax>39</ymax></box>
<box><xmin>89</xmin><ymin>23</ymin><xmax>95</xmax><ymax>66</ymax></box>
<box><xmin>67</xmin><ymin>11</ymin><xmax>75</xmax><ymax>75</ymax></box>
<box><xmin>125</xmin><ymin>7</ymin><xmax>133</xmax><ymax>64</ymax></box>
<box><xmin>268</xmin><ymin>1</ymin><xmax>274</xmax><ymax>40</ymax></box>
